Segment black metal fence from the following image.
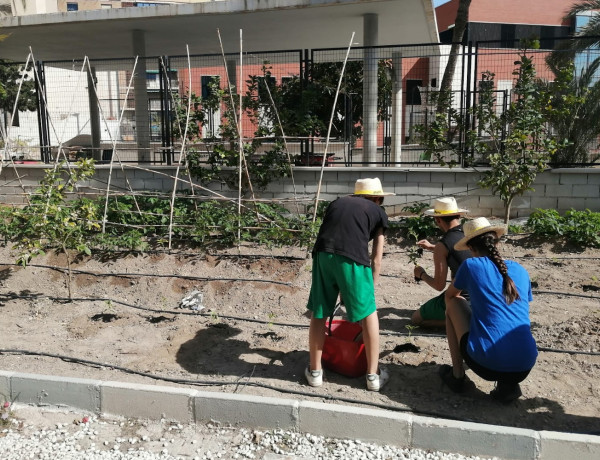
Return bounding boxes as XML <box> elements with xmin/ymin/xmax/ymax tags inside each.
<box><xmin>1</xmin><ymin>36</ymin><xmax>599</xmax><ymax>167</ymax></box>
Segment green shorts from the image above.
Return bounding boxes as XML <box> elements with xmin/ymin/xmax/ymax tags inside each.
<box><xmin>307</xmin><ymin>252</ymin><xmax>376</xmax><ymax>323</ymax></box>
<box><xmin>419</xmin><ymin>291</ymin><xmax>447</xmax><ymax>321</ymax></box>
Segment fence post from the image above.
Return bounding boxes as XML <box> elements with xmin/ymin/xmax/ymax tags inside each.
<box><xmin>462</xmin><ymin>41</ymin><xmax>474</xmax><ymax>167</ymax></box>
<box><xmin>35</xmin><ymin>61</ymin><xmax>51</xmax><ymax>163</ymax></box>
<box><xmin>159</xmin><ymin>56</ymin><xmax>173</xmax><ymax>166</ymax></box>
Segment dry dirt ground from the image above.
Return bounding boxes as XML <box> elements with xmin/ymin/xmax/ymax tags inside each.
<box><xmin>0</xmin><ymin>232</ymin><xmax>599</xmax><ymax>436</ymax></box>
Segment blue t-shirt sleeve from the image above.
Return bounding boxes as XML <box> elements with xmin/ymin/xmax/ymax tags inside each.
<box><xmin>453</xmin><ymin>260</ymin><xmax>470</xmax><ymax>291</ymax></box>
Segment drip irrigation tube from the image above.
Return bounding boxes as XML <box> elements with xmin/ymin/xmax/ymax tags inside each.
<box><xmin>2</xmin><ymin>293</ymin><xmax>598</xmax><ymax>356</ymax></box>
<box><xmin>0</xmin><ymin>263</ymin><xmax>293</xmax><ymax>287</ymax></box>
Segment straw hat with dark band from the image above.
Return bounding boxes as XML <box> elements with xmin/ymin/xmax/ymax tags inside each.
<box><xmin>454</xmin><ymin>217</ymin><xmax>507</xmax><ymax>251</ymax></box>
<box><xmin>423</xmin><ymin>197</ymin><xmax>468</xmax><ymax>216</ymax></box>
<box><xmin>353</xmin><ymin>178</ymin><xmax>395</xmax><ymax>196</ymax></box>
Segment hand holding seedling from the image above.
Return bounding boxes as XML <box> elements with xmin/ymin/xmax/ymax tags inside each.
<box><xmin>408</xmin><ymin>247</ymin><xmax>424</xmax><ymax>281</ymax></box>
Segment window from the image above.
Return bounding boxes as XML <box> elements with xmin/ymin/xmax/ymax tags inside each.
<box><xmin>257</xmin><ymin>76</ymin><xmax>276</xmax><ymax>103</ymax></box>
<box><xmin>405</xmin><ymin>80</ymin><xmax>423</xmax><ymax>105</ymax></box>
<box><xmin>201</xmin><ymin>75</ymin><xmax>220</xmax><ymax>99</ymax></box>
<box><xmin>66</xmin><ymin>3</ymin><xmax>78</xmax><ymax>11</ymax></box>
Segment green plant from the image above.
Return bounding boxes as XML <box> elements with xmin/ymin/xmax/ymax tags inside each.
<box><xmin>9</xmin><ymin>159</ymin><xmax>100</xmax><ymax>299</ymax></box>
<box><xmin>401</xmin><ymin>202</ymin><xmax>439</xmax><ymax>242</ymax></box>
<box><xmin>543</xmin><ymin>57</ymin><xmax>600</xmax><ymax>166</ymax></box>
<box><xmin>267</xmin><ymin>312</ymin><xmax>277</xmax><ymax>329</ymax></box>
<box><xmin>476</xmin><ymin>49</ymin><xmax>561</xmax><ymax>224</ymax></box>
<box><xmin>185</xmin><ymin>63</ymin><xmax>293</xmax><ymax>195</ymax></box>
<box><xmin>562</xmin><ymin>209</ymin><xmax>600</xmax><ymax>247</ymax></box>
<box><xmin>526</xmin><ymin>208</ymin><xmax>600</xmax><ymax>248</ymax></box>
<box><xmin>419</xmin><ymin>46</ymin><xmax>562</xmax><ymax>224</ymax></box>
<box><xmin>508</xmin><ymin>224</ymin><xmax>524</xmax><ymax>234</ymax></box>
<box><xmin>526</xmin><ymin>209</ymin><xmax>563</xmax><ymax>237</ymax></box>
<box><xmin>405</xmin><ymin>324</ymin><xmax>419</xmax><ymax>342</ymax></box>
<box><xmin>103</xmin><ymin>300</ymin><xmax>115</xmax><ymax>314</ymax></box>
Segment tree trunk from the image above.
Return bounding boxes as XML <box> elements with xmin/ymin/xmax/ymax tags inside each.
<box><xmin>437</xmin><ymin>0</ymin><xmax>472</xmax><ymax>114</ymax></box>
<box><xmin>503</xmin><ymin>198</ymin><xmax>513</xmax><ymax>226</ymax></box>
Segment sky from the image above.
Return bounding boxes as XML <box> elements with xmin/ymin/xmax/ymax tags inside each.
<box><xmin>433</xmin><ymin>0</ymin><xmax>451</xmax><ymax>6</ymax></box>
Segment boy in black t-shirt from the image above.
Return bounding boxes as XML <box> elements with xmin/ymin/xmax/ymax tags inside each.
<box><xmin>305</xmin><ymin>178</ymin><xmax>393</xmax><ymax>391</ymax></box>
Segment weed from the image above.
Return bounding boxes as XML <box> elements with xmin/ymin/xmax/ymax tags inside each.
<box><xmin>508</xmin><ymin>224</ymin><xmax>523</xmax><ymax>234</ymax></box>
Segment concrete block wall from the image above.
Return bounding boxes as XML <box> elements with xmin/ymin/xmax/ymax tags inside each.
<box><xmin>0</xmin><ymin>165</ymin><xmax>598</xmax><ymax>219</ymax></box>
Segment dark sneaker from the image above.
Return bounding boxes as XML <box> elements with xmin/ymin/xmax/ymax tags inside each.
<box><xmin>490</xmin><ymin>382</ymin><xmax>522</xmax><ymax>404</ymax></box>
<box><xmin>439</xmin><ymin>364</ymin><xmax>466</xmax><ymax>393</ymax></box>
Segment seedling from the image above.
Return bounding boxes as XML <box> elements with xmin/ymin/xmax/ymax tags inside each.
<box><xmin>408</xmin><ymin>247</ymin><xmax>424</xmax><ymax>281</ymax></box>
<box><xmin>267</xmin><ymin>312</ymin><xmax>277</xmax><ymax>329</ymax></box>
<box><xmin>103</xmin><ymin>300</ymin><xmax>115</xmax><ymax>314</ymax></box>
<box><xmin>405</xmin><ymin>324</ymin><xmax>419</xmax><ymax>342</ymax></box>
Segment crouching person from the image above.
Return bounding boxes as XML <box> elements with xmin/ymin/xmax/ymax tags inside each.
<box><xmin>305</xmin><ymin>178</ymin><xmax>393</xmax><ymax>391</ymax></box>
<box><xmin>440</xmin><ymin>218</ymin><xmax>537</xmax><ymax>403</ymax></box>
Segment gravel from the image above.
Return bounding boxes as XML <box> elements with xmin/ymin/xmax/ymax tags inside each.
<box><xmin>0</xmin><ymin>404</ymin><xmax>497</xmax><ymax>460</ymax></box>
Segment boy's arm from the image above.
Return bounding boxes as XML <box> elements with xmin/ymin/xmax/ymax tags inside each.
<box><xmin>370</xmin><ymin>228</ymin><xmax>385</xmax><ymax>283</ymax></box>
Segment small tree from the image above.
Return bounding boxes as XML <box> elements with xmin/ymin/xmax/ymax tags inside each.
<box><xmin>419</xmin><ymin>46</ymin><xmax>561</xmax><ymax>224</ymax></box>
<box><xmin>477</xmin><ymin>51</ymin><xmax>560</xmax><ymax>223</ymax></box>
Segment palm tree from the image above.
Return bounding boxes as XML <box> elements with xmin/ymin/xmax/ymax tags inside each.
<box><xmin>545</xmin><ymin>56</ymin><xmax>600</xmax><ymax>165</ymax></box>
<box><xmin>565</xmin><ymin>1</ymin><xmax>600</xmax><ymax>50</ymax></box>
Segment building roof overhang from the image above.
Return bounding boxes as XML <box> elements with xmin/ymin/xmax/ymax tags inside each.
<box><xmin>0</xmin><ymin>0</ymin><xmax>439</xmax><ymax>63</ymax></box>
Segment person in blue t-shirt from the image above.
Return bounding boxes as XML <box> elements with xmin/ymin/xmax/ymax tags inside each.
<box><xmin>439</xmin><ymin>217</ymin><xmax>538</xmax><ymax>404</ymax></box>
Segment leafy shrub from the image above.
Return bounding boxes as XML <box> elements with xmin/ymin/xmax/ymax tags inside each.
<box><xmin>526</xmin><ymin>209</ymin><xmax>563</xmax><ymax>237</ymax></box>
<box><xmin>526</xmin><ymin>208</ymin><xmax>600</xmax><ymax>247</ymax></box>
<box><xmin>562</xmin><ymin>209</ymin><xmax>600</xmax><ymax>247</ymax></box>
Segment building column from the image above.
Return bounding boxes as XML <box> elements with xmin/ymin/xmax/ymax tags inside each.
<box><xmin>363</xmin><ymin>13</ymin><xmax>378</xmax><ymax>167</ymax></box>
<box><xmin>391</xmin><ymin>52</ymin><xmax>403</xmax><ymax>165</ymax></box>
<box><xmin>132</xmin><ymin>29</ymin><xmax>151</xmax><ymax>163</ymax></box>
<box><xmin>87</xmin><ymin>66</ymin><xmax>102</xmax><ymax>161</ymax></box>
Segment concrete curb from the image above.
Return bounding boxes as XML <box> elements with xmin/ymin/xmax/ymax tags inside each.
<box><xmin>1</xmin><ymin>370</ymin><xmax>599</xmax><ymax>460</ymax></box>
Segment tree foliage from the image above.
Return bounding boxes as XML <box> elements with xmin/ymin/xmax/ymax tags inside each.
<box><xmin>419</xmin><ymin>47</ymin><xmax>561</xmax><ymax>224</ymax></box>
<box><xmin>0</xmin><ymin>59</ymin><xmax>37</xmax><ymax>132</ymax></box>
<box><xmin>543</xmin><ymin>57</ymin><xmax>600</xmax><ymax>165</ymax></box>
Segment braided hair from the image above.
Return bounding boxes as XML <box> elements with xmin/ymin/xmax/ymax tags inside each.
<box><xmin>468</xmin><ymin>231</ymin><xmax>520</xmax><ymax>304</ymax></box>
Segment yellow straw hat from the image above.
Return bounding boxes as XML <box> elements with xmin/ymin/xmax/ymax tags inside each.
<box><xmin>423</xmin><ymin>197</ymin><xmax>468</xmax><ymax>217</ymax></box>
<box><xmin>454</xmin><ymin>217</ymin><xmax>507</xmax><ymax>251</ymax></box>
<box><xmin>353</xmin><ymin>178</ymin><xmax>395</xmax><ymax>196</ymax></box>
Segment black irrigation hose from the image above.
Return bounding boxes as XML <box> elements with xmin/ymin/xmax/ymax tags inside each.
<box><xmin>532</xmin><ymin>290</ymin><xmax>600</xmax><ymax>300</ymax></box>
<box><xmin>2</xmin><ymin>293</ymin><xmax>598</xmax><ymax>357</ymax></box>
<box><xmin>0</xmin><ymin>263</ymin><xmax>293</xmax><ymax>287</ymax></box>
<box><xmin>0</xmin><ymin>348</ymin><xmax>462</xmax><ymax>422</ymax></box>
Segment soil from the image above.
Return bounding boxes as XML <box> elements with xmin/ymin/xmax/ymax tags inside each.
<box><xmin>1</xmin><ymin>232</ymin><xmax>599</xmax><ymax>436</ymax></box>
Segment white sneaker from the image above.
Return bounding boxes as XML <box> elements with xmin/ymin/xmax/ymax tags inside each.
<box><xmin>366</xmin><ymin>366</ymin><xmax>390</xmax><ymax>391</ymax></box>
<box><xmin>305</xmin><ymin>367</ymin><xmax>323</xmax><ymax>387</ymax></box>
